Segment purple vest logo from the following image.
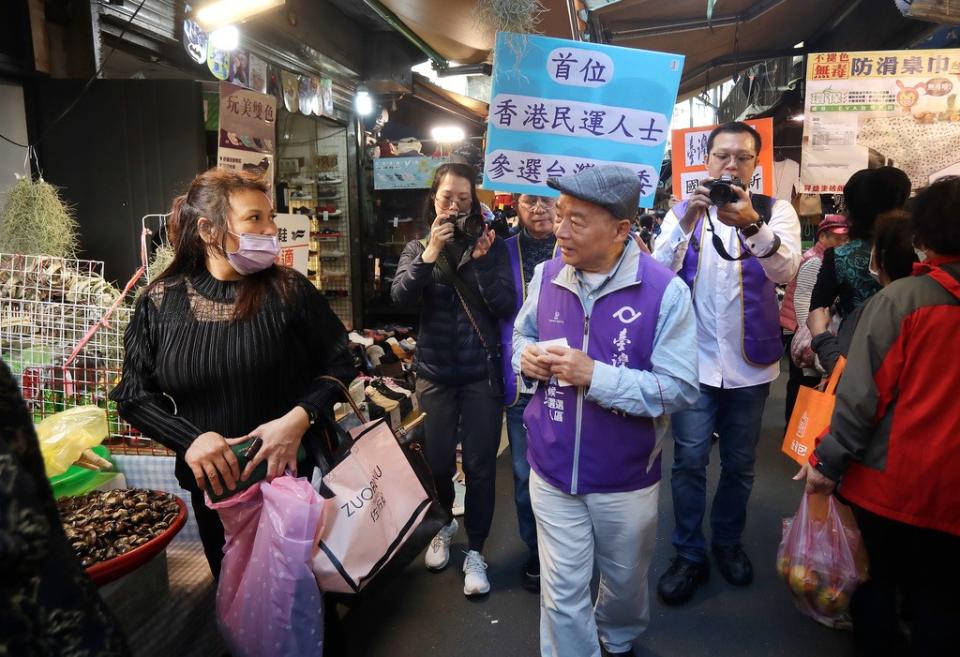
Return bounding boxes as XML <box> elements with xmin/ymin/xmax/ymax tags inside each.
<box><xmin>612</xmin><ymin>305</ymin><xmax>643</xmax><ymax>324</ymax></box>
<box><xmin>548</xmin><ymin>310</ymin><xmax>564</xmax><ymax>324</ymax></box>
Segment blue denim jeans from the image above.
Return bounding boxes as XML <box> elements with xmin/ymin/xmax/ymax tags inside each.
<box><xmin>669</xmin><ymin>382</ymin><xmax>770</xmax><ymax>563</ymax></box>
<box><xmin>506</xmin><ymin>396</ymin><xmax>538</xmax><ymax>552</ymax></box>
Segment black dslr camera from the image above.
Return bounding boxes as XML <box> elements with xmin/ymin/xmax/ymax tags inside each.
<box><xmin>707</xmin><ymin>175</ymin><xmax>747</xmax><ymax>206</ymax></box>
<box><xmin>445</xmin><ymin>212</ymin><xmax>486</xmax><ymax>246</ymax></box>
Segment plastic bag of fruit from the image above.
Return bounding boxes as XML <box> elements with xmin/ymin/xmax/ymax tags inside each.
<box><xmin>776</xmin><ymin>492</ymin><xmax>866</xmax><ymax>629</ymax></box>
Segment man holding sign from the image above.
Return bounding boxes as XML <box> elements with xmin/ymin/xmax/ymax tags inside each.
<box><xmin>653</xmin><ymin>122</ymin><xmax>801</xmax><ymax>605</ymax></box>
<box><xmin>513</xmin><ymin>165</ymin><xmax>698</xmax><ymax>657</ymax></box>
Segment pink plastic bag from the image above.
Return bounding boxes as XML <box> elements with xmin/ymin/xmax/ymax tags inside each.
<box><xmin>209</xmin><ymin>476</ymin><xmax>324</xmax><ymax>657</ymax></box>
<box><xmin>776</xmin><ymin>493</ymin><xmax>867</xmax><ymax>629</ymax></box>
<box><xmin>312</xmin><ymin>418</ymin><xmax>432</xmax><ymax>593</ymax></box>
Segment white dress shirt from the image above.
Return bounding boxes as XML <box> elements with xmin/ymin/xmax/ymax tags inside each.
<box><xmin>653</xmin><ymin>199</ymin><xmax>801</xmax><ymax>389</ymax></box>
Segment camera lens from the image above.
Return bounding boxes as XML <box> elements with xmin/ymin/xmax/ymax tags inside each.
<box><xmin>460</xmin><ymin>214</ymin><xmax>486</xmax><ymax>239</ymax></box>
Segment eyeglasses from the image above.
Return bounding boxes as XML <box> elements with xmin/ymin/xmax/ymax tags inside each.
<box><xmin>519</xmin><ymin>196</ymin><xmax>557</xmax><ymax>210</ymax></box>
<box><xmin>710</xmin><ymin>152</ymin><xmax>756</xmax><ymax>165</ymax></box>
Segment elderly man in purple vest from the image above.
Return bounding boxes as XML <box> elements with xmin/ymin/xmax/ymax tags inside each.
<box><xmin>513</xmin><ymin>165</ymin><xmax>699</xmax><ymax>657</ymax></box>
<box><xmin>499</xmin><ymin>193</ymin><xmax>559</xmax><ymax>593</ymax></box>
<box><xmin>652</xmin><ymin>122</ymin><xmax>801</xmax><ymax>605</ymax></box>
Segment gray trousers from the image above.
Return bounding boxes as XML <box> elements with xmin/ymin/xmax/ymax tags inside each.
<box><xmin>416</xmin><ymin>376</ymin><xmax>503</xmax><ymax>552</ymax></box>
<box><xmin>531</xmin><ymin>469</ymin><xmax>659</xmax><ymax>657</ymax></box>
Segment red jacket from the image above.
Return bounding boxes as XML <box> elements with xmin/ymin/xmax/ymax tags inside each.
<box><xmin>811</xmin><ymin>259</ymin><xmax>960</xmax><ymax>536</ymax></box>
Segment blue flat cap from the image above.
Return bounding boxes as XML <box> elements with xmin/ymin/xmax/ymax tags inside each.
<box><xmin>546</xmin><ymin>164</ymin><xmax>641</xmax><ymax>220</ymax></box>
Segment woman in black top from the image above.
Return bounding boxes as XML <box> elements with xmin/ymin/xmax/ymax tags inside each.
<box><xmin>111</xmin><ymin>169</ymin><xmax>354</xmax><ymax>577</ymax></box>
<box><xmin>808</xmin><ymin>167</ymin><xmax>910</xmax><ymax>320</ymax></box>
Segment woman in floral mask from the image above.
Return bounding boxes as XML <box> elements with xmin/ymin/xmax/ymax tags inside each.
<box><xmin>111</xmin><ymin>168</ymin><xmax>355</xmax><ymax>578</ymax></box>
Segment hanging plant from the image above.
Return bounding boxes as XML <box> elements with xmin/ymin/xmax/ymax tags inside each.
<box><xmin>148</xmin><ymin>242</ymin><xmax>176</xmax><ymax>281</ymax></box>
<box><xmin>475</xmin><ymin>0</ymin><xmax>548</xmax><ymax>77</ymax></box>
<box><xmin>475</xmin><ymin>0</ymin><xmax>546</xmax><ymax>36</ymax></box>
<box><xmin>0</xmin><ymin>177</ymin><xmax>80</xmax><ymax>258</ymax></box>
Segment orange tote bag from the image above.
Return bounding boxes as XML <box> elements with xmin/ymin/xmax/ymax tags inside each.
<box><xmin>782</xmin><ymin>357</ymin><xmax>846</xmax><ymax>465</ymax></box>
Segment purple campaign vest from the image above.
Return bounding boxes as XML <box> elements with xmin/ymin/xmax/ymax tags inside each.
<box><xmin>523</xmin><ymin>253</ymin><xmax>674</xmax><ymax>495</ymax></box>
<box><xmin>676</xmin><ymin>195</ymin><xmax>783</xmax><ymax>366</ymax></box>
<box><xmin>500</xmin><ymin>234</ymin><xmax>559</xmax><ymax>406</ymax></box>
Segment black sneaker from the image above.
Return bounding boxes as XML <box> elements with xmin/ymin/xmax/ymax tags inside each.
<box><xmin>711</xmin><ymin>543</ymin><xmax>753</xmax><ymax>586</ymax></box>
<box><xmin>521</xmin><ymin>552</ymin><xmax>540</xmax><ymax>593</ymax></box>
<box><xmin>657</xmin><ymin>556</ymin><xmax>709</xmax><ymax>605</ymax></box>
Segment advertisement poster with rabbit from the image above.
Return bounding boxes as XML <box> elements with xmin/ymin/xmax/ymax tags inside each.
<box><xmin>800</xmin><ymin>49</ymin><xmax>960</xmax><ymax>193</ymax></box>
<box><xmin>218</xmin><ymin>82</ymin><xmax>277</xmax><ymax>198</ymax></box>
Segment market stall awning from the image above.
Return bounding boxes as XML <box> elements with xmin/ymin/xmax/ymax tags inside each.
<box><xmin>589</xmin><ymin>0</ymin><xmax>856</xmax><ymax>99</ymax></box>
<box><xmin>369</xmin><ymin>0</ymin><xmax>577</xmax><ymax>65</ymax></box>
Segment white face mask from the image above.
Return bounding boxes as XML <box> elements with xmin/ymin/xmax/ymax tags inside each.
<box><xmin>914</xmin><ymin>247</ymin><xmax>928</xmax><ymax>262</ymax></box>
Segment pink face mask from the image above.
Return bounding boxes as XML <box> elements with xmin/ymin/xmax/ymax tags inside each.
<box><xmin>226</xmin><ymin>231</ymin><xmax>279</xmax><ymax>275</ymax></box>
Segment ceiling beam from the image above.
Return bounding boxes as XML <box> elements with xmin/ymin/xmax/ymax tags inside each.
<box><xmin>605</xmin><ymin>0</ymin><xmax>788</xmax><ymax>43</ymax></box>
<box><xmin>360</xmin><ymin>0</ymin><xmax>449</xmax><ymax>71</ymax></box>
<box><xmin>680</xmin><ymin>46</ymin><xmax>808</xmax><ymax>88</ymax></box>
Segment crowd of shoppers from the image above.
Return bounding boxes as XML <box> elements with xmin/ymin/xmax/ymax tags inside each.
<box><xmin>7</xmin><ymin>123</ymin><xmax>958</xmax><ymax>657</ymax></box>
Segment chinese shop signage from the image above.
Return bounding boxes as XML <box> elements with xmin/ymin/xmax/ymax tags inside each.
<box><xmin>801</xmin><ymin>49</ymin><xmax>960</xmax><ymax>194</ymax></box>
<box><xmin>274</xmin><ymin>214</ymin><xmax>310</xmax><ymax>275</ymax></box>
<box><xmin>218</xmin><ymin>82</ymin><xmax>277</xmax><ymax>196</ymax></box>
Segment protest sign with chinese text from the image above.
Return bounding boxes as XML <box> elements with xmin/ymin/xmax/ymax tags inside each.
<box><xmin>483</xmin><ymin>32</ymin><xmax>683</xmax><ymax>206</ymax></box>
<box><xmin>801</xmin><ymin>49</ymin><xmax>960</xmax><ymax>193</ymax></box>
<box><xmin>670</xmin><ymin>118</ymin><xmax>773</xmax><ymax>200</ymax></box>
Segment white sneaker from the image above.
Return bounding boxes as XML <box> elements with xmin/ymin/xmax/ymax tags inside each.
<box><xmin>425</xmin><ymin>519</ymin><xmax>458</xmax><ymax>570</ymax></box>
<box><xmin>463</xmin><ymin>550</ymin><xmax>490</xmax><ymax>596</ymax></box>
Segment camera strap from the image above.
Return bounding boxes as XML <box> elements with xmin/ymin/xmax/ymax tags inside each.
<box><xmin>701</xmin><ymin>193</ymin><xmax>777</xmax><ymax>261</ymax></box>
<box><xmin>430</xmin><ymin>247</ymin><xmax>497</xmax><ymax>359</ymax></box>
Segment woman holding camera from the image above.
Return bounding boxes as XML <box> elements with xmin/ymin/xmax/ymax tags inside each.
<box><xmin>391</xmin><ymin>163</ymin><xmax>515</xmax><ymax>597</ymax></box>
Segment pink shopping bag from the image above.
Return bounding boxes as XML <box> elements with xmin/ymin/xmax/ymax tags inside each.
<box><xmin>209</xmin><ymin>475</ymin><xmax>324</xmax><ymax>657</ymax></box>
<box><xmin>312</xmin><ymin>417</ymin><xmax>433</xmax><ymax>593</ymax></box>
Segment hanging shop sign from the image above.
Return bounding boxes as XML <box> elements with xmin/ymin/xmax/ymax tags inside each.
<box><xmin>274</xmin><ymin>213</ymin><xmax>310</xmax><ymax>275</ymax></box>
<box><xmin>183</xmin><ymin>12</ymin><xmax>207</xmax><ymax>64</ymax></box>
<box><xmin>483</xmin><ymin>32</ymin><xmax>683</xmax><ymax>206</ymax></box>
<box><xmin>249</xmin><ymin>54</ymin><xmax>268</xmax><ymax>94</ymax></box>
<box><xmin>320</xmin><ymin>78</ymin><xmax>334</xmax><ymax>117</ymax></box>
<box><xmin>671</xmin><ymin>118</ymin><xmax>774</xmax><ymax>200</ymax></box>
<box><xmin>800</xmin><ymin>48</ymin><xmax>960</xmax><ymax>193</ymax></box>
<box><xmin>374</xmin><ymin>157</ymin><xmax>448</xmax><ymax>190</ymax></box>
<box><xmin>217</xmin><ymin>82</ymin><xmax>277</xmax><ymax>195</ymax></box>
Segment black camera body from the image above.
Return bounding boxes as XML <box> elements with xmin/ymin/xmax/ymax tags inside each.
<box><xmin>707</xmin><ymin>175</ymin><xmax>747</xmax><ymax>206</ymax></box>
<box><xmin>445</xmin><ymin>212</ymin><xmax>486</xmax><ymax>245</ymax></box>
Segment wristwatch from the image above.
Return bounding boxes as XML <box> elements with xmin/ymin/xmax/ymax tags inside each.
<box><xmin>739</xmin><ymin>222</ymin><xmax>763</xmax><ymax>238</ymax></box>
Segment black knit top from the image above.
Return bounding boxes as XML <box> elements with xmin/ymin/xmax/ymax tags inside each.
<box><xmin>110</xmin><ymin>267</ymin><xmax>355</xmax><ymax>487</ymax></box>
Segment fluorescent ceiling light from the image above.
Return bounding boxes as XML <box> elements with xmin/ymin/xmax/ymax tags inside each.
<box><xmin>431</xmin><ymin>126</ymin><xmax>465</xmax><ymax>143</ymax></box>
<box><xmin>790</xmin><ymin>113</ymin><xmax>805</xmax><ymax>122</ymax></box>
<box><xmin>195</xmin><ymin>0</ymin><xmax>285</xmax><ymax>31</ymax></box>
<box><xmin>209</xmin><ymin>25</ymin><xmax>240</xmax><ymax>51</ymax></box>
<box><xmin>355</xmin><ymin>90</ymin><xmax>374</xmax><ymax>116</ymax></box>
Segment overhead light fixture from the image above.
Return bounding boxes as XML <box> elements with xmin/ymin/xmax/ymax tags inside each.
<box><xmin>790</xmin><ymin>113</ymin><xmax>805</xmax><ymax>122</ymax></box>
<box><xmin>431</xmin><ymin>126</ymin><xmax>465</xmax><ymax>143</ymax></box>
<box><xmin>195</xmin><ymin>0</ymin><xmax>285</xmax><ymax>31</ymax></box>
<box><xmin>355</xmin><ymin>89</ymin><xmax>374</xmax><ymax>117</ymax></box>
<box><xmin>435</xmin><ymin>63</ymin><xmax>492</xmax><ymax>78</ymax></box>
<box><xmin>209</xmin><ymin>25</ymin><xmax>240</xmax><ymax>51</ymax></box>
